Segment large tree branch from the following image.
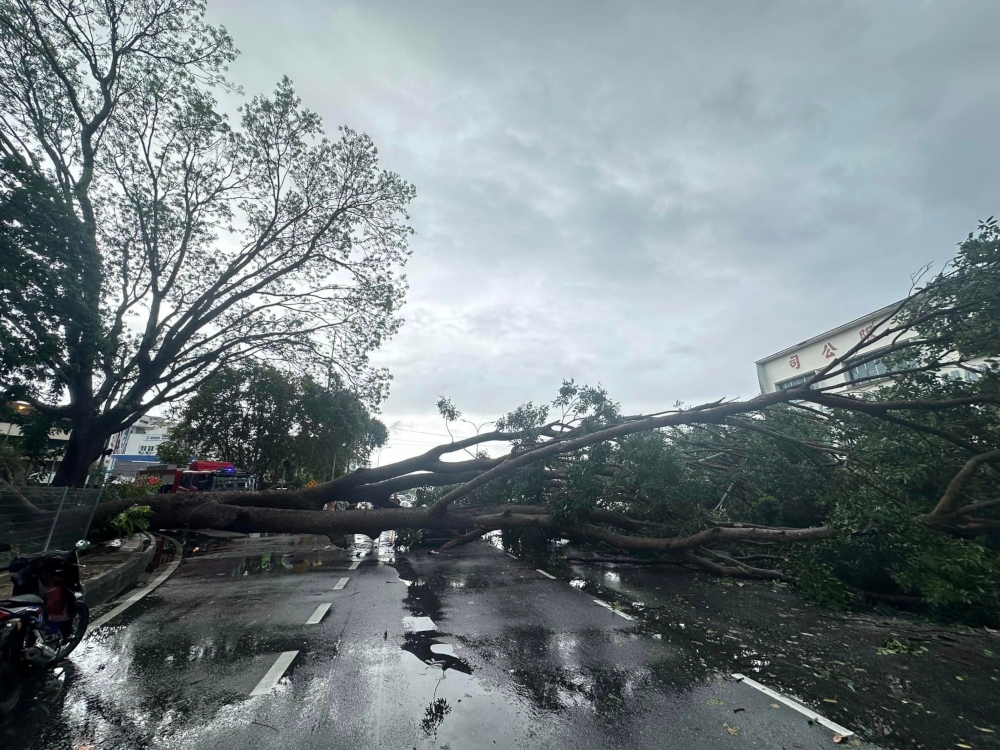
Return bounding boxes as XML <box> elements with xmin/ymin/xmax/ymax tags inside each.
<box><xmin>926</xmin><ymin>450</ymin><xmax>1000</xmax><ymax>521</ymax></box>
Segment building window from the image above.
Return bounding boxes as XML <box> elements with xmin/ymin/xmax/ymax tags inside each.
<box><xmin>845</xmin><ymin>349</ymin><xmax>918</xmax><ymax>384</ymax></box>
<box><xmin>847</xmin><ymin>358</ymin><xmax>889</xmax><ymax>383</ymax></box>
<box><xmin>775</xmin><ymin>371</ymin><xmax>817</xmax><ymax>391</ymax></box>
<box><xmin>138</xmin><ymin>445</ymin><xmax>157</xmax><ymax>455</ymax></box>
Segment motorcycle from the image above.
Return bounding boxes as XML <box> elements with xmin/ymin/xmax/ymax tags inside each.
<box><xmin>0</xmin><ymin>540</ymin><xmax>90</xmax><ymax>714</ymax></box>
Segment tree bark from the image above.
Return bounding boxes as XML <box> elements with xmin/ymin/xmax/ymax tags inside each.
<box><xmin>52</xmin><ymin>417</ymin><xmax>106</xmax><ymax>487</ymax></box>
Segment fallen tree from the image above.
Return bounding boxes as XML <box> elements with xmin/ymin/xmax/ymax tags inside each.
<box><xmin>74</xmin><ymin>221</ymin><xmax>1000</xmax><ymax>619</ymax></box>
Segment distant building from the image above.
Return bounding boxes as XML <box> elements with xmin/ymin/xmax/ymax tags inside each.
<box><xmin>105</xmin><ymin>415</ymin><xmax>174</xmax><ymax>479</ymax></box>
<box><xmin>755</xmin><ymin>303</ymin><xmax>986</xmax><ymax>396</ymax></box>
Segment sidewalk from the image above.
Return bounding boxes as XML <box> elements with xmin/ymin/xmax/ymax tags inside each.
<box><xmin>0</xmin><ymin>533</ymin><xmax>158</xmax><ymax>607</ymax></box>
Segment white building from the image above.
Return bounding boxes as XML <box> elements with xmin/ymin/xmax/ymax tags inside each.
<box><xmin>106</xmin><ymin>415</ymin><xmax>174</xmax><ymax>479</ymax></box>
<box><xmin>755</xmin><ymin>303</ymin><xmax>985</xmax><ymax>396</ymax></box>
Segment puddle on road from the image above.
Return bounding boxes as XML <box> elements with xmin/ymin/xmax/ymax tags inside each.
<box><xmin>403</xmin><ymin>631</ymin><xmax>473</xmax><ymax>675</ymax></box>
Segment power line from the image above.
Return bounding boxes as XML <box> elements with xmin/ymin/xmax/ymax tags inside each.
<box><xmin>389</xmin><ymin>426</ymin><xmax>453</xmax><ymax>437</ymax></box>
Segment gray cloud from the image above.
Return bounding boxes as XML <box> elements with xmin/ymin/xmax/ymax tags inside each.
<box><xmin>207</xmin><ymin>0</ymin><xmax>1000</xmax><ymax>446</ymax></box>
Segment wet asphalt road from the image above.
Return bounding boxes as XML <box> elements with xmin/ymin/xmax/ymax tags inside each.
<box><xmin>2</xmin><ymin>537</ymin><xmax>867</xmax><ymax>749</ymax></box>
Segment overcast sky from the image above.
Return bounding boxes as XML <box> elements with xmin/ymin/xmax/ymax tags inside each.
<box><xmin>207</xmin><ymin>0</ymin><xmax>1000</xmax><ymax>464</ymax></box>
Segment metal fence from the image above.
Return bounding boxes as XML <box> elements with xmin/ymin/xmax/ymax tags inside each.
<box><xmin>0</xmin><ymin>485</ymin><xmax>106</xmax><ymax>557</ymax></box>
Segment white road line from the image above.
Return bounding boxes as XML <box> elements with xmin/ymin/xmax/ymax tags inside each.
<box><xmin>250</xmin><ymin>651</ymin><xmax>299</xmax><ymax>696</ymax></box>
<box><xmin>506</xmin><ymin>553</ymin><xmax>517</xmax><ymax>560</ymax></box>
<box><xmin>732</xmin><ymin>673</ymin><xmax>854</xmax><ymax>737</ymax></box>
<box><xmin>535</xmin><ymin>569</ymin><xmax>556</xmax><ymax>580</ymax></box>
<box><xmin>86</xmin><ymin>535</ymin><xmax>183</xmax><ymax>634</ymax></box>
<box><xmin>592</xmin><ymin>598</ymin><xmax>634</xmax><ymax>620</ymax></box>
<box><xmin>305</xmin><ymin>603</ymin><xmax>331</xmax><ymax>624</ymax></box>
<box><xmin>349</xmin><ymin>561</ymin><xmax>360</xmax><ymax>570</ymax></box>
<box><xmin>333</xmin><ymin>577</ymin><xmax>350</xmax><ymax>590</ymax></box>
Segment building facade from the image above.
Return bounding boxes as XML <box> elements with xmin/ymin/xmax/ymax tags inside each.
<box><xmin>755</xmin><ymin>303</ymin><xmax>984</xmax><ymax>396</ymax></box>
<box><xmin>105</xmin><ymin>415</ymin><xmax>174</xmax><ymax>479</ymax></box>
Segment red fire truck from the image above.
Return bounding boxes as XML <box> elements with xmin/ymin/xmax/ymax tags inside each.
<box><xmin>138</xmin><ymin>460</ymin><xmax>257</xmax><ymax>493</ymax></box>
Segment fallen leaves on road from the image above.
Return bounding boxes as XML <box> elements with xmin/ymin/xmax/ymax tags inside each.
<box><xmin>724</xmin><ymin>723</ymin><xmax>740</xmax><ymax>736</ymax></box>
<box><xmin>875</xmin><ymin>638</ymin><xmax>928</xmax><ymax>656</ymax></box>
<box><xmin>707</xmin><ymin>697</ymin><xmax>725</xmax><ymax>706</ymax></box>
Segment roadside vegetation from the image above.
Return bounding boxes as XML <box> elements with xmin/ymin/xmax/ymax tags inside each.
<box><xmin>156</xmin><ymin>362</ymin><xmax>387</xmax><ymax>488</ymax></box>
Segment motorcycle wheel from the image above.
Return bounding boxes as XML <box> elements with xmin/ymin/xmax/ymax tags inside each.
<box><xmin>0</xmin><ymin>660</ymin><xmax>22</xmax><ymax>714</ymax></box>
<box><xmin>53</xmin><ymin>602</ymin><xmax>89</xmax><ymax>661</ymax></box>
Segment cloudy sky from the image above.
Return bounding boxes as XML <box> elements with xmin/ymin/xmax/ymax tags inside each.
<box><xmin>207</xmin><ymin>0</ymin><xmax>1000</xmax><ymax>464</ymax></box>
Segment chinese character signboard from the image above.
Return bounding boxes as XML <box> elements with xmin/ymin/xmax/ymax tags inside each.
<box><xmin>822</xmin><ymin>342</ymin><xmax>837</xmax><ymax>359</ymax></box>
<box><xmin>789</xmin><ymin>355</ymin><xmax>801</xmax><ymax>370</ymax></box>
<box><xmin>859</xmin><ymin>323</ymin><xmax>875</xmax><ymax>340</ymax></box>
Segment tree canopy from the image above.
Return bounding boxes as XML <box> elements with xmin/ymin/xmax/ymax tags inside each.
<box><xmin>156</xmin><ymin>362</ymin><xmax>387</xmax><ymax>487</ymax></box>
<box><xmin>0</xmin><ymin>0</ymin><xmax>414</xmax><ymax>484</ymax></box>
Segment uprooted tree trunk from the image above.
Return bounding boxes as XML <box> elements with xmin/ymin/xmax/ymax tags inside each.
<box><xmin>82</xmin><ymin>379</ymin><xmax>998</xmax><ymax>581</ymax></box>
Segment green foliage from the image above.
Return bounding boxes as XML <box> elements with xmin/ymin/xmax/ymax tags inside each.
<box><xmin>436</xmin><ymin>397</ymin><xmax>461</xmax><ymax>423</ymax></box>
<box><xmin>108</xmin><ymin>505</ymin><xmax>153</xmax><ymax>538</ymax></box>
<box><xmin>875</xmin><ymin>639</ymin><xmax>928</xmax><ymax>656</ymax></box>
<box><xmin>103</xmin><ymin>475</ymin><xmax>162</xmax><ymax>503</ymax></box>
<box><xmin>495</xmin><ymin>402</ymin><xmax>550</xmax><ymax>450</ymax></box>
<box><xmin>162</xmin><ymin>363</ymin><xmax>385</xmax><ymax>487</ymax></box>
<box><xmin>0</xmin><ymin>156</ymin><xmax>95</xmax><ymax>390</ymax></box>
<box><xmin>896</xmin><ymin>216</ymin><xmax>1000</xmax><ymax>364</ymax></box>
<box><xmin>155</xmin><ymin>439</ymin><xmax>194</xmax><ymax>467</ymax></box>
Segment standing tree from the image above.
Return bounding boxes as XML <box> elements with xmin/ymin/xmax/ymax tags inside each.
<box><xmin>0</xmin><ymin>0</ymin><xmax>414</xmax><ymax>485</ymax></box>
<box><xmin>157</xmin><ymin>363</ymin><xmax>387</xmax><ymax>487</ymax></box>
<box><xmin>291</xmin><ymin>374</ymin><xmax>389</xmax><ymax>483</ymax></box>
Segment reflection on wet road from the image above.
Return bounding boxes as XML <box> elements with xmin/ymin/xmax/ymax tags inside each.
<box><xmin>0</xmin><ymin>535</ymin><xmax>868</xmax><ymax>749</ymax></box>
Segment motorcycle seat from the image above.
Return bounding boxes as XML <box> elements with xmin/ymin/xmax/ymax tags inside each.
<box><xmin>0</xmin><ymin>594</ymin><xmax>44</xmax><ymax>606</ymax></box>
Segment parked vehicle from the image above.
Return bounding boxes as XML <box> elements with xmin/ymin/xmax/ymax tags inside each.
<box><xmin>138</xmin><ymin>460</ymin><xmax>256</xmax><ymax>493</ymax></box>
<box><xmin>0</xmin><ymin>541</ymin><xmax>90</xmax><ymax>714</ymax></box>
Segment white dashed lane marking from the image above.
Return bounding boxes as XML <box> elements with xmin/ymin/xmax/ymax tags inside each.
<box><xmin>305</xmin><ymin>603</ymin><xmax>331</xmax><ymax>624</ymax></box>
<box><xmin>349</xmin><ymin>561</ymin><xmax>360</xmax><ymax>570</ymax></box>
<box><xmin>250</xmin><ymin>651</ymin><xmax>299</xmax><ymax>696</ymax></box>
<box><xmin>535</xmin><ymin>569</ymin><xmax>557</xmax><ymax>580</ymax></box>
<box><xmin>333</xmin><ymin>577</ymin><xmax>350</xmax><ymax>590</ymax></box>
<box><xmin>733</xmin><ymin>673</ymin><xmax>854</xmax><ymax>737</ymax></box>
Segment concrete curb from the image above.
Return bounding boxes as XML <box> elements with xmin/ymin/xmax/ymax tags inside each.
<box><xmin>86</xmin><ymin>535</ymin><xmax>183</xmax><ymax>633</ymax></box>
<box><xmin>82</xmin><ymin>532</ymin><xmax>157</xmax><ymax>608</ymax></box>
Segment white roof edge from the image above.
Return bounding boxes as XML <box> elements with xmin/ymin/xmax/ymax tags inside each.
<box><xmin>754</xmin><ymin>301</ymin><xmax>905</xmax><ymax>365</ymax></box>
